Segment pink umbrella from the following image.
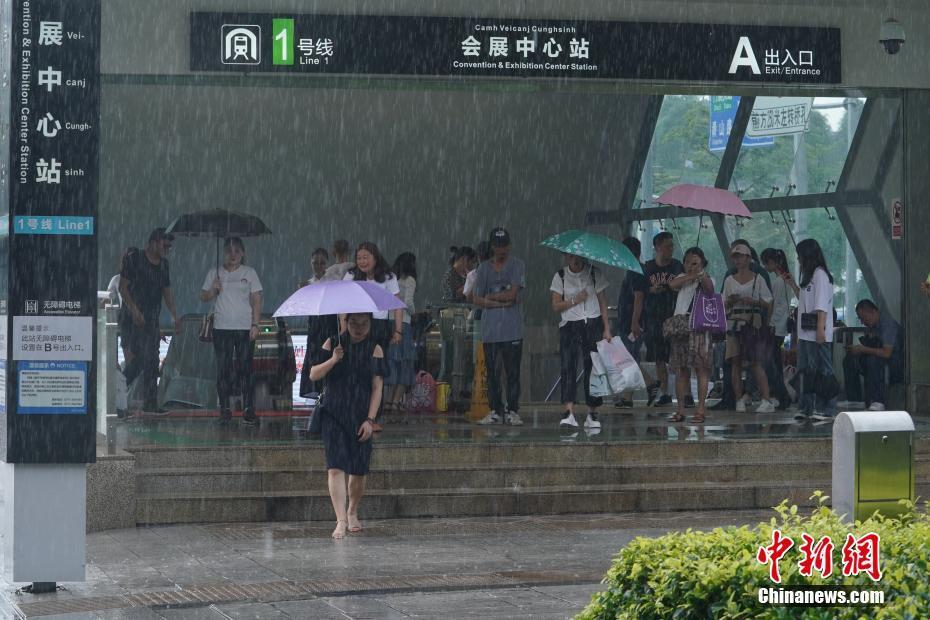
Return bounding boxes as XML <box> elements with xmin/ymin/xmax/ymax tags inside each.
<box><xmin>655</xmin><ymin>184</ymin><xmax>752</xmax><ymax>244</ymax></box>
<box><xmin>655</xmin><ymin>184</ymin><xmax>752</xmax><ymax>218</ymax></box>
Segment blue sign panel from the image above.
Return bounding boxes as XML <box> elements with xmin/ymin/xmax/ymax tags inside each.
<box><xmin>17</xmin><ymin>361</ymin><xmax>88</xmax><ymax>415</ymax></box>
<box><xmin>13</xmin><ymin>216</ymin><xmax>95</xmax><ymax>235</ymax></box>
<box><xmin>709</xmin><ymin>96</ymin><xmax>774</xmax><ymax>152</ymax></box>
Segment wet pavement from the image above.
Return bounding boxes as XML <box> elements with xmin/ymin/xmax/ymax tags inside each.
<box><xmin>107</xmin><ymin>402</ymin><xmax>930</xmax><ymax>451</ymax></box>
<box><xmin>0</xmin><ymin>510</ymin><xmax>775</xmax><ymax>619</ymax></box>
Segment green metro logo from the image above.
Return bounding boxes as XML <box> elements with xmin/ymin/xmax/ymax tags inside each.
<box><xmin>272</xmin><ymin>18</ymin><xmax>294</xmax><ymax>65</ymax></box>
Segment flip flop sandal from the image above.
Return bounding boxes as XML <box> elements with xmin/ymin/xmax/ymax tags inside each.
<box><xmin>667</xmin><ymin>412</ymin><xmax>686</xmax><ymax>423</ymax></box>
<box><xmin>690</xmin><ymin>413</ymin><xmax>706</xmax><ymax>424</ymax></box>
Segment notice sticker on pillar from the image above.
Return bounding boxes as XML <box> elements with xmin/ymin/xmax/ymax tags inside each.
<box><xmin>12</xmin><ymin>316</ymin><xmax>93</xmax><ymax>361</ymax></box>
<box><xmin>891</xmin><ymin>199</ymin><xmax>903</xmax><ymax>240</ymax></box>
<box><xmin>17</xmin><ymin>362</ymin><xmax>87</xmax><ymax>414</ymax></box>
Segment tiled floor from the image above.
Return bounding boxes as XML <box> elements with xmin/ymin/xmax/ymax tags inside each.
<box><xmin>1</xmin><ymin>510</ymin><xmax>775</xmax><ymax>619</ymax></box>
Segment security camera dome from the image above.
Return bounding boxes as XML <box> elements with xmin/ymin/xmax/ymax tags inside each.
<box><xmin>880</xmin><ymin>18</ymin><xmax>905</xmax><ymax>55</ymax></box>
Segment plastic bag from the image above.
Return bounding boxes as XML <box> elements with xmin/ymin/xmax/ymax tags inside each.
<box><xmin>588</xmin><ymin>352</ymin><xmax>612</xmax><ymax>398</ymax></box>
<box><xmin>406</xmin><ymin>371</ymin><xmax>437</xmax><ymax>413</ymax></box>
<box><xmin>596</xmin><ymin>337</ymin><xmax>646</xmax><ymax>395</ymax></box>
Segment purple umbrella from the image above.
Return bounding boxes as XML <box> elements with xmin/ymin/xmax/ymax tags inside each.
<box><xmin>272</xmin><ymin>280</ymin><xmax>406</xmax><ymax>317</ymax></box>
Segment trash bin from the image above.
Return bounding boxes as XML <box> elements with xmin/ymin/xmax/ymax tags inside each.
<box><xmin>832</xmin><ymin>410</ymin><xmax>915</xmax><ymax>523</ymax></box>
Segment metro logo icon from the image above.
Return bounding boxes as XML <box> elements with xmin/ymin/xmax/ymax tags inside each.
<box><xmin>222</xmin><ymin>24</ymin><xmax>261</xmax><ymax>65</ymax></box>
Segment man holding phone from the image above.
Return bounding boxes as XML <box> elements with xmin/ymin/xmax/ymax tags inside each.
<box><xmin>842</xmin><ymin>299</ymin><xmax>903</xmax><ymax>411</ymax></box>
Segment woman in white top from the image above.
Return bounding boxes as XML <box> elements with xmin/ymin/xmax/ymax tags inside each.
<box><xmin>667</xmin><ymin>247</ymin><xmax>715</xmax><ymax>423</ymax></box>
<box><xmin>201</xmin><ymin>237</ymin><xmax>263</xmax><ymax>426</ymax></box>
<box><xmin>550</xmin><ymin>254</ymin><xmax>611</xmax><ymax>430</ymax></box>
<box><xmin>795</xmin><ymin>239</ymin><xmax>837</xmax><ymax>419</ymax></box>
<box><xmin>723</xmin><ymin>243</ymin><xmax>775</xmax><ymax>414</ymax></box>
<box><xmin>761</xmin><ymin>248</ymin><xmax>796</xmax><ymax>408</ymax></box>
<box><xmin>385</xmin><ymin>252</ymin><xmax>417</xmax><ymax>410</ymax></box>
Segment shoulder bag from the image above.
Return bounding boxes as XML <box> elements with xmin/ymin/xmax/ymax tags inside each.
<box><xmin>662</xmin><ymin>283</ymin><xmax>697</xmax><ymax>339</ymax></box>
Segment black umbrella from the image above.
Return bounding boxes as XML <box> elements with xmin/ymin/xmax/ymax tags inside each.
<box><xmin>166</xmin><ymin>208</ymin><xmax>272</xmax><ymax>272</ymax></box>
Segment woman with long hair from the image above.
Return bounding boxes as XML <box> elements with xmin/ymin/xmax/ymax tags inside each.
<box><xmin>441</xmin><ymin>246</ymin><xmax>476</xmax><ymax>304</ymax></box>
<box><xmin>309</xmin><ymin>313</ymin><xmax>385</xmax><ymax>539</ymax></box>
<box><xmin>385</xmin><ymin>252</ymin><xmax>417</xmax><ymax>411</ymax></box>
<box><xmin>667</xmin><ymin>247</ymin><xmax>715</xmax><ymax>423</ymax></box>
<box><xmin>343</xmin><ymin>242</ymin><xmax>402</xmax><ymax>353</ymax></box>
<box><xmin>761</xmin><ymin>248</ymin><xmax>795</xmax><ymax>408</ymax></box>
<box><xmin>200</xmin><ymin>237</ymin><xmax>263</xmax><ymax>426</ymax></box>
<box><xmin>795</xmin><ymin>239</ymin><xmax>837</xmax><ymax>420</ymax></box>
<box><xmin>723</xmin><ymin>243</ymin><xmax>775</xmax><ymax>414</ymax></box>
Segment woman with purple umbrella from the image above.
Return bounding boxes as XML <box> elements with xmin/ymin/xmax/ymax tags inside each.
<box><xmin>309</xmin><ymin>313</ymin><xmax>386</xmax><ymax>539</ymax></box>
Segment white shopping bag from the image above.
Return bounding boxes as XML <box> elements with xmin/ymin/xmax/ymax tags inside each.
<box><xmin>596</xmin><ymin>337</ymin><xmax>646</xmax><ymax>395</ymax></box>
<box><xmin>588</xmin><ymin>352</ymin><xmax>611</xmax><ymax>398</ymax></box>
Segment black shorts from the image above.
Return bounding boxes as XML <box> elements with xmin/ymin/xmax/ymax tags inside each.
<box><xmin>644</xmin><ymin>321</ymin><xmax>671</xmax><ymax>364</ymax></box>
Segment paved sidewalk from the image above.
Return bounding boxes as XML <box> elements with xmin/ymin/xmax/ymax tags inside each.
<box><xmin>1</xmin><ymin>510</ymin><xmax>774</xmax><ymax>619</ymax></box>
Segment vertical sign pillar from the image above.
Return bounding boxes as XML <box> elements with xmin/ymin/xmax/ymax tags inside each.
<box><xmin>1</xmin><ymin>0</ymin><xmax>100</xmax><ymax>585</ymax></box>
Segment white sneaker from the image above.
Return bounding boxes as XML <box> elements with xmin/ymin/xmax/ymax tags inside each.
<box><xmin>755</xmin><ymin>399</ymin><xmax>776</xmax><ymax>414</ymax></box>
<box><xmin>477</xmin><ymin>411</ymin><xmax>501</xmax><ymax>425</ymax></box>
<box><xmin>735</xmin><ymin>398</ymin><xmax>747</xmax><ymax>413</ymax></box>
<box><xmin>811</xmin><ymin>412</ymin><xmax>834</xmax><ymax>422</ymax></box>
<box><xmin>584</xmin><ymin>412</ymin><xmax>602</xmax><ymax>429</ymax></box>
<box><xmin>868</xmin><ymin>402</ymin><xmax>886</xmax><ymax>412</ymax></box>
<box><xmin>559</xmin><ymin>411</ymin><xmax>578</xmax><ymax>428</ymax></box>
<box><xmin>504</xmin><ymin>411</ymin><xmax>524</xmax><ymax>426</ymax></box>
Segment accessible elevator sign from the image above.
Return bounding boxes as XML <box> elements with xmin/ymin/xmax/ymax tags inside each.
<box><xmin>190</xmin><ymin>13</ymin><xmax>841</xmax><ymax>84</ymax></box>
<box><xmin>3</xmin><ymin>0</ymin><xmax>100</xmax><ymax>463</ymax></box>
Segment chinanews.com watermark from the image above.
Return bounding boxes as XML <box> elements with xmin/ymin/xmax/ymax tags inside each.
<box><xmin>755</xmin><ymin>530</ymin><xmax>885</xmax><ymax>609</ymax></box>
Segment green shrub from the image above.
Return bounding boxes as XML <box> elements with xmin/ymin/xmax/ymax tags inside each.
<box><xmin>578</xmin><ymin>493</ymin><xmax>930</xmax><ymax>619</ymax></box>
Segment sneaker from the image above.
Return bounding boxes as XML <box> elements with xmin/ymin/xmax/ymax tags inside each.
<box><xmin>560</xmin><ymin>411</ymin><xmax>579</xmax><ymax>428</ymax></box>
<box><xmin>653</xmin><ymin>394</ymin><xmax>673</xmax><ymax>407</ymax></box>
<box><xmin>793</xmin><ymin>411</ymin><xmax>810</xmax><ymax>420</ymax></box>
<box><xmin>755</xmin><ymin>399</ymin><xmax>776</xmax><ymax>414</ymax></box>
<box><xmin>241</xmin><ymin>410</ymin><xmax>260</xmax><ymax>427</ymax></box>
<box><xmin>217</xmin><ymin>409</ymin><xmax>232</xmax><ymax>426</ymax></box>
<box><xmin>646</xmin><ymin>381</ymin><xmax>660</xmax><ymax>406</ymax></box>
<box><xmin>811</xmin><ymin>412</ymin><xmax>834</xmax><ymax>422</ymax></box>
<box><xmin>504</xmin><ymin>411</ymin><xmax>524</xmax><ymax>426</ymax></box>
<box><xmin>709</xmin><ymin>399</ymin><xmax>734</xmax><ymax>411</ymax></box>
<box><xmin>614</xmin><ymin>398</ymin><xmax>634</xmax><ymax>409</ymax></box>
<box><xmin>868</xmin><ymin>402</ymin><xmax>886</xmax><ymax>412</ymax></box>
<box><xmin>735</xmin><ymin>398</ymin><xmax>747</xmax><ymax>413</ymax></box>
<box><xmin>477</xmin><ymin>411</ymin><xmax>501</xmax><ymax>425</ymax></box>
<box><xmin>584</xmin><ymin>412</ymin><xmax>601</xmax><ymax>429</ymax></box>
<box><xmin>584</xmin><ymin>426</ymin><xmax>602</xmax><ymax>438</ymax></box>
<box><xmin>683</xmin><ymin>395</ymin><xmax>696</xmax><ymax>409</ymax></box>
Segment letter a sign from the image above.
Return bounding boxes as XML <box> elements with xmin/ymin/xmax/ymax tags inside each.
<box><xmin>729</xmin><ymin>36</ymin><xmax>760</xmax><ymax>75</ymax></box>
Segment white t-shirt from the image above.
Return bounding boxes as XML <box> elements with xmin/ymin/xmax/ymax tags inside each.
<box><xmin>672</xmin><ymin>276</ymin><xmax>716</xmax><ymax>316</ymax></box>
<box><xmin>798</xmin><ymin>267</ymin><xmax>834</xmax><ymax>343</ymax></box>
<box><xmin>323</xmin><ymin>261</ymin><xmax>354</xmax><ymax>282</ymax></box>
<box><xmin>722</xmin><ymin>273</ymin><xmax>772</xmax><ymax>331</ymax></box>
<box><xmin>106</xmin><ymin>274</ymin><xmax>121</xmax><ymax>305</ymax></box>
<box><xmin>463</xmin><ymin>269</ymin><xmax>478</xmax><ymax>296</ymax></box>
<box><xmin>343</xmin><ymin>270</ymin><xmax>400</xmax><ymax>320</ymax></box>
<box><xmin>549</xmin><ymin>265</ymin><xmax>608</xmax><ymax>327</ymax></box>
<box><xmin>397</xmin><ymin>276</ymin><xmax>416</xmax><ymax>324</ymax></box>
<box><xmin>768</xmin><ymin>275</ymin><xmax>795</xmax><ymax>337</ymax></box>
<box><xmin>202</xmin><ymin>265</ymin><xmax>263</xmax><ymax>330</ymax></box>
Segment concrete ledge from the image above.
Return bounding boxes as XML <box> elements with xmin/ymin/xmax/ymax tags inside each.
<box><xmin>86</xmin><ymin>450</ymin><xmax>135</xmax><ymax>533</ymax></box>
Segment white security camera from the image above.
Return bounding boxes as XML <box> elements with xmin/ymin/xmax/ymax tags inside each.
<box><xmin>880</xmin><ymin>18</ymin><xmax>905</xmax><ymax>54</ymax></box>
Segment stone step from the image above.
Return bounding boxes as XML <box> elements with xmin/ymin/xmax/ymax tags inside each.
<box><xmin>135</xmin><ymin>480</ymin><xmax>930</xmax><ymax>525</ymax></box>
<box><xmin>129</xmin><ymin>437</ymin><xmax>846</xmax><ymax>470</ymax></box>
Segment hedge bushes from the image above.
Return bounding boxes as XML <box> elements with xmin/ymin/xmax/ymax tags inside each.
<box><xmin>578</xmin><ymin>494</ymin><xmax>930</xmax><ymax>619</ymax></box>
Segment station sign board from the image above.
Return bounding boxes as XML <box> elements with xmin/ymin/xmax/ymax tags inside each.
<box><xmin>191</xmin><ymin>14</ymin><xmax>842</xmax><ymax>84</ymax></box>
<box><xmin>2</xmin><ymin>0</ymin><xmax>100</xmax><ymax>463</ymax></box>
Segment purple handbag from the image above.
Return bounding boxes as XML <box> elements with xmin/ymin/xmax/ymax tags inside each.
<box><xmin>690</xmin><ymin>288</ymin><xmax>727</xmax><ymax>334</ymax></box>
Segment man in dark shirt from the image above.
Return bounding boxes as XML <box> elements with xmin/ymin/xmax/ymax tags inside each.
<box><xmin>614</xmin><ymin>237</ymin><xmax>652</xmax><ymax>408</ymax></box>
<box><xmin>843</xmin><ymin>299</ymin><xmax>904</xmax><ymax>411</ymax></box>
<box><xmin>119</xmin><ymin>228</ymin><xmax>181</xmax><ymax>414</ymax></box>
<box><xmin>643</xmin><ymin>232</ymin><xmax>683</xmax><ymax>406</ymax></box>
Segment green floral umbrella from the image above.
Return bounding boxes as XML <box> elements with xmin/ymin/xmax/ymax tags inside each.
<box><xmin>540</xmin><ymin>230</ymin><xmax>643</xmax><ymax>274</ymax></box>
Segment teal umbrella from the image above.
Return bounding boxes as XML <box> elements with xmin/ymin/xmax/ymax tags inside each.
<box><xmin>540</xmin><ymin>230</ymin><xmax>643</xmax><ymax>274</ymax></box>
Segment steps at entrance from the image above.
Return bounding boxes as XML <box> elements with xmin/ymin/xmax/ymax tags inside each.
<box><xmin>131</xmin><ymin>438</ymin><xmax>930</xmax><ymax>525</ymax></box>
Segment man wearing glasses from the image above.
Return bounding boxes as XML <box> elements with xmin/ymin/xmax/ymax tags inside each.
<box><xmin>119</xmin><ymin>227</ymin><xmax>182</xmax><ymax>415</ymax></box>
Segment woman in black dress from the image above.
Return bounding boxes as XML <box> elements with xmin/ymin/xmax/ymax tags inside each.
<box><xmin>309</xmin><ymin>312</ymin><xmax>386</xmax><ymax>539</ymax></box>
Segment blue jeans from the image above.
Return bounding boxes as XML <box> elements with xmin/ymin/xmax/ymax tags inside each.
<box><xmin>797</xmin><ymin>340</ymin><xmax>837</xmax><ymax>416</ymax></box>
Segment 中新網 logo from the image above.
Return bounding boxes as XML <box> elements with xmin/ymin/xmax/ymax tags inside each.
<box><xmin>222</xmin><ymin>25</ymin><xmax>261</xmax><ymax>65</ymax></box>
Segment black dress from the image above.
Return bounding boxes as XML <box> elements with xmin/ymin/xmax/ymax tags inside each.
<box><xmin>299</xmin><ymin>314</ymin><xmax>339</xmax><ymax>398</ymax></box>
<box><xmin>314</xmin><ymin>336</ymin><xmax>386</xmax><ymax>475</ymax></box>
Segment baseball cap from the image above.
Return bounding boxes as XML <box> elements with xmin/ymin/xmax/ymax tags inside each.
<box><xmin>730</xmin><ymin>243</ymin><xmax>752</xmax><ymax>257</ymax></box>
<box><xmin>489</xmin><ymin>227</ymin><xmax>511</xmax><ymax>247</ymax></box>
<box><xmin>148</xmin><ymin>227</ymin><xmax>175</xmax><ymax>243</ymax></box>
